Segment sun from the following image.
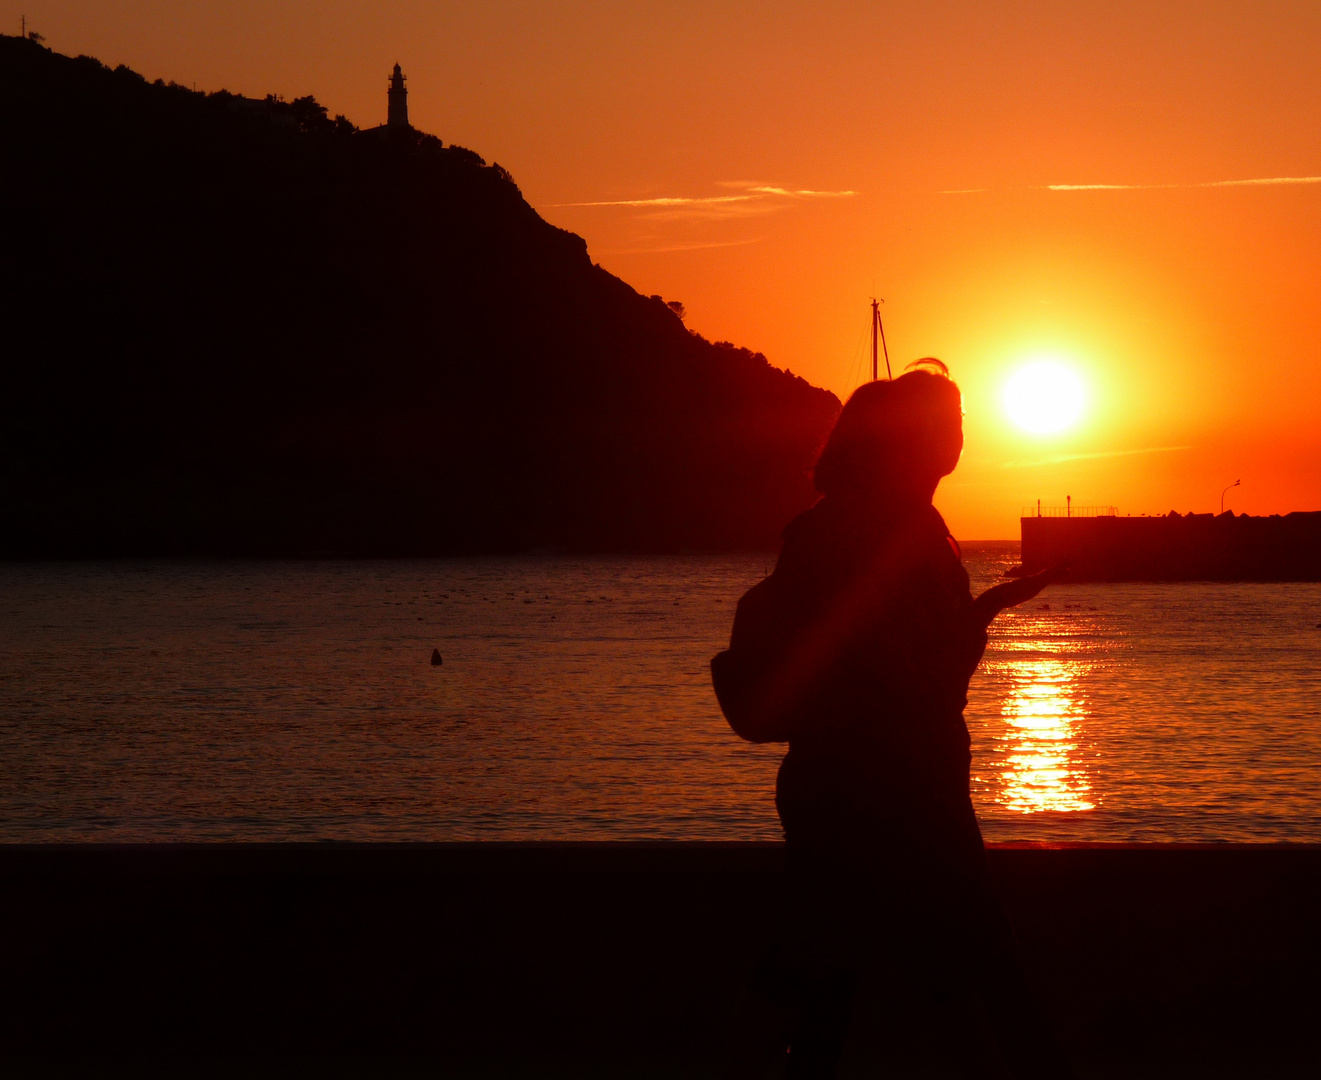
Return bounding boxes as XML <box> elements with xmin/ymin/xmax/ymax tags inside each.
<box><xmin>1002</xmin><ymin>361</ymin><xmax>1085</xmax><ymax>434</ymax></box>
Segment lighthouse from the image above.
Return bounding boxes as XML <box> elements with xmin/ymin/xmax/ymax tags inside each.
<box><xmin>387</xmin><ymin>63</ymin><xmax>409</xmax><ymax>128</ymax></box>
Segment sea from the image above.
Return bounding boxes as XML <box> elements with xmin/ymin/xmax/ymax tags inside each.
<box><xmin>2</xmin><ymin>546</ymin><xmax>1319</xmax><ymax>843</ymax></box>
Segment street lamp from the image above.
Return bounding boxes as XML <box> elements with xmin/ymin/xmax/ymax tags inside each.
<box><xmin>1220</xmin><ymin>479</ymin><xmax>1240</xmax><ymax>515</ymax></box>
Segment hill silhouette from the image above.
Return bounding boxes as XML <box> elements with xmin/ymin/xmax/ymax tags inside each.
<box><xmin>0</xmin><ymin>36</ymin><xmax>839</xmax><ymax>555</ymax></box>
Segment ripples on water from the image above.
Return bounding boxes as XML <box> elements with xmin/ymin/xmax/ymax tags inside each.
<box><xmin>965</xmin><ymin>545</ymin><xmax>1321</xmax><ymax>841</ymax></box>
<box><xmin>2</xmin><ymin>549</ymin><xmax>1319</xmax><ymax>841</ymax></box>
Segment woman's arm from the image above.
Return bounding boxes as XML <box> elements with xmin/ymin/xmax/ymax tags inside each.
<box><xmin>968</xmin><ymin>563</ymin><xmax>1069</xmax><ymax>631</ymax></box>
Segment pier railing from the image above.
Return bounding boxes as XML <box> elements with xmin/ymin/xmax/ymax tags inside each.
<box><xmin>1021</xmin><ymin>505</ymin><xmax>1118</xmax><ymax>518</ymax></box>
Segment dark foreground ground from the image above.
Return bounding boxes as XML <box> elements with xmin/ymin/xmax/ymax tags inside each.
<box><xmin>1</xmin><ymin>843</ymin><xmax>1317</xmax><ymax>1078</ymax></box>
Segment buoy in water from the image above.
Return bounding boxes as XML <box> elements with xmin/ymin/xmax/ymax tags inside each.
<box><xmin>431</xmin><ymin>648</ymin><xmax>443</xmax><ymax>666</ymax></box>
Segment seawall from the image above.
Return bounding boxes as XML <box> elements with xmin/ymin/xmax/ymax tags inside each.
<box><xmin>1019</xmin><ymin>510</ymin><xmax>1321</xmax><ymax>580</ymax></box>
<box><xmin>1</xmin><ymin>842</ymin><xmax>1317</xmax><ymax>1076</ymax></box>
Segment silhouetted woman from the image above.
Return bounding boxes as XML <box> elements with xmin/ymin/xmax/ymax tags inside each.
<box><xmin>714</xmin><ymin>362</ymin><xmax>1071</xmax><ymax>1078</ymax></box>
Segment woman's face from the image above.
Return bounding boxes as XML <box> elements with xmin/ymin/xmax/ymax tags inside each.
<box><xmin>881</xmin><ymin>417</ymin><xmax>962</xmax><ymax>505</ymax></box>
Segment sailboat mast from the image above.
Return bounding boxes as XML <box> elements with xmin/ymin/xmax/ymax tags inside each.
<box><xmin>870</xmin><ymin>299</ymin><xmax>878</xmax><ymax>381</ymax></box>
<box><xmin>870</xmin><ymin>298</ymin><xmax>892</xmax><ymax>380</ymax></box>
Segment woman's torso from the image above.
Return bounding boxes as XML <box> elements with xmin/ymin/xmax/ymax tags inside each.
<box><xmin>769</xmin><ymin>497</ymin><xmax>983</xmax><ymax>845</ymax></box>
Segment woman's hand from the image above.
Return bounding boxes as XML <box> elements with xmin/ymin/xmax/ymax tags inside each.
<box><xmin>969</xmin><ymin>562</ymin><xmax>1069</xmax><ymax>630</ymax></box>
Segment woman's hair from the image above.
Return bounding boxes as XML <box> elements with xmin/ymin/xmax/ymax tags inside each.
<box><xmin>813</xmin><ymin>360</ymin><xmax>964</xmax><ymax>496</ymax></box>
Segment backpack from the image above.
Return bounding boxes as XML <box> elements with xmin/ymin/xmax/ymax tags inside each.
<box><xmin>710</xmin><ymin>573</ymin><xmax>802</xmax><ymax>744</ymax></box>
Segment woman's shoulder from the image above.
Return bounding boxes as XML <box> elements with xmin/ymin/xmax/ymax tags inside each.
<box><xmin>778</xmin><ymin>498</ymin><xmax>851</xmax><ymax>564</ymax></box>
<box><xmin>781</xmin><ymin>497</ymin><xmax>831</xmax><ymax>543</ymax></box>
<box><xmin>781</xmin><ymin>499</ymin><xmax>953</xmax><ymax>559</ymax></box>
<box><xmin>774</xmin><ymin>499</ymin><xmax>835</xmax><ymax>585</ymax></box>
<box><xmin>924</xmin><ymin>508</ymin><xmax>972</xmax><ymax>600</ymax></box>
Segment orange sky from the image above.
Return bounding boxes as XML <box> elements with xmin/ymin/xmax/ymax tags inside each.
<box><xmin>14</xmin><ymin>1</ymin><xmax>1321</xmax><ymax>538</ymax></box>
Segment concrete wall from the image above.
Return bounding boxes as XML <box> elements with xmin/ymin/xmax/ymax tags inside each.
<box><xmin>1020</xmin><ymin>511</ymin><xmax>1321</xmax><ymax>580</ymax></box>
<box><xmin>1</xmin><ymin>842</ymin><xmax>1318</xmax><ymax>1077</ymax></box>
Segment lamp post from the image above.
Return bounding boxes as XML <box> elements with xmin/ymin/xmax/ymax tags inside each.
<box><xmin>1220</xmin><ymin>479</ymin><xmax>1240</xmax><ymax>515</ymax></box>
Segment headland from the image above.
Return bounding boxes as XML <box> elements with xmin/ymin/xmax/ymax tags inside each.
<box><xmin>0</xmin><ymin>35</ymin><xmax>838</xmax><ymax>557</ymax></box>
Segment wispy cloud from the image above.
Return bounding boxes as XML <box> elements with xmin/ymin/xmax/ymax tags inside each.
<box><xmin>550</xmin><ymin>181</ymin><xmax>856</xmax><ymax>218</ymax></box>
<box><xmin>553</xmin><ymin>194</ymin><xmax>759</xmax><ymax>208</ymax></box>
<box><xmin>596</xmin><ymin>237</ymin><xmax>764</xmax><ymax>255</ymax></box>
<box><xmin>1048</xmin><ymin>176</ymin><xmax>1321</xmax><ymax>191</ymax></box>
<box><xmin>735</xmin><ymin>184</ymin><xmax>858</xmax><ymax>198</ymax></box>
<box><xmin>1002</xmin><ymin>445</ymin><xmax>1193</xmax><ymax>468</ymax></box>
<box><xmin>944</xmin><ymin>176</ymin><xmax>1321</xmax><ymax>194</ymax></box>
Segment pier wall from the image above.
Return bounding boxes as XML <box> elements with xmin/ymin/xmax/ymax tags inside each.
<box><xmin>1020</xmin><ymin>510</ymin><xmax>1321</xmax><ymax>580</ymax></box>
<box><xmin>1</xmin><ymin>842</ymin><xmax>1318</xmax><ymax>1076</ymax></box>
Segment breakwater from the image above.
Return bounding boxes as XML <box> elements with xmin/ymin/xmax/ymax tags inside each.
<box><xmin>1019</xmin><ymin>510</ymin><xmax>1321</xmax><ymax>581</ymax></box>
<box><xmin>2</xmin><ymin>843</ymin><xmax>1317</xmax><ymax>1076</ymax></box>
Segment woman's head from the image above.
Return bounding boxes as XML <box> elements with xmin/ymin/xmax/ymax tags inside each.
<box><xmin>813</xmin><ymin>360</ymin><xmax>964</xmax><ymax>500</ymax></box>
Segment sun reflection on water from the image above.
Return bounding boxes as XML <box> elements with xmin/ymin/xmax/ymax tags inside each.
<box><xmin>998</xmin><ymin>658</ymin><xmax>1095</xmax><ymax>813</ymax></box>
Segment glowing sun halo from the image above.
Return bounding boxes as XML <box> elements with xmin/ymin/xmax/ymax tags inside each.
<box><xmin>1003</xmin><ymin>362</ymin><xmax>1085</xmax><ymax>434</ymax></box>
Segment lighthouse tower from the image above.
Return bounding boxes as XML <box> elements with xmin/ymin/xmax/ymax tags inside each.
<box><xmin>387</xmin><ymin>63</ymin><xmax>409</xmax><ymax>128</ymax></box>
